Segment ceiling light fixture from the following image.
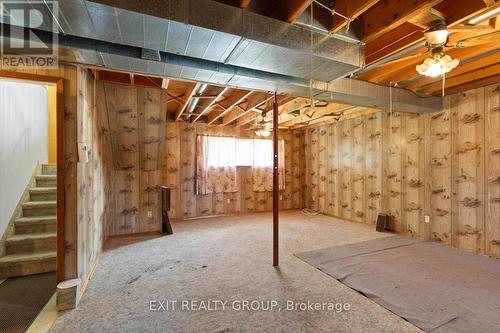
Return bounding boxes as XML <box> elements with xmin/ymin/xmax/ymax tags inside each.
<box><xmin>255</xmin><ymin>111</ymin><xmax>272</xmax><ymax>137</ymax></box>
<box><xmin>416</xmin><ymin>49</ymin><xmax>459</xmax><ymax>77</ymax></box>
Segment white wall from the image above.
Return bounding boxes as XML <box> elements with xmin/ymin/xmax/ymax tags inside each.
<box><xmin>0</xmin><ymin>80</ymin><xmax>48</xmax><ymax>237</ymax></box>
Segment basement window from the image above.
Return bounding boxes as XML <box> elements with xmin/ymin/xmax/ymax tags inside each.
<box><xmin>236</xmin><ymin>138</ymin><xmax>255</xmax><ymax>166</ymax></box>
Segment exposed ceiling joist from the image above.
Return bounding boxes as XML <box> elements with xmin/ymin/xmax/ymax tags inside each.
<box><xmin>362</xmin><ymin>0</ymin><xmax>443</xmax><ymax>43</ymax></box>
<box><xmin>362</xmin><ymin>0</ymin><xmax>496</xmax><ymax>66</ymax></box>
<box><xmin>403</xmin><ymin>50</ymin><xmax>500</xmax><ymax>90</ymax></box>
<box><xmin>192</xmin><ymin>87</ymin><xmax>229</xmax><ymax>123</ymax></box>
<box><xmin>359</xmin><ymin>42</ymin><xmax>499</xmax><ymax>83</ymax></box>
<box><xmin>330</xmin><ymin>0</ymin><xmax>379</xmax><ymax>33</ymax></box>
<box><xmin>207</xmin><ymin>90</ymin><xmax>254</xmax><ymax>125</ymax></box>
<box><xmin>239</xmin><ymin>95</ymin><xmax>296</xmax><ymax>127</ymax></box>
<box><xmin>293</xmin><ymin>107</ymin><xmax>380</xmax><ymax>129</ymax></box>
<box><xmin>175</xmin><ymin>83</ymin><xmax>198</xmax><ymax>121</ymax></box>
<box><xmin>280</xmin><ymin>102</ymin><xmax>353</xmax><ymax>127</ymax></box>
<box><xmin>418</xmin><ymin>62</ymin><xmax>500</xmax><ymax>95</ymax></box>
<box><xmin>443</xmin><ymin>73</ymin><xmax>500</xmax><ymax>95</ymax></box>
<box><xmin>221</xmin><ymin>93</ymin><xmax>272</xmax><ymax>125</ymax></box>
<box><xmin>278</xmin><ymin>98</ymin><xmax>316</xmax><ymax>123</ymax></box>
<box><xmin>272</xmin><ymin>0</ymin><xmax>313</xmax><ymax>23</ymax></box>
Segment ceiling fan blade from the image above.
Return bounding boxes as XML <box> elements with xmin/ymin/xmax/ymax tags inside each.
<box><xmin>377</xmin><ymin>50</ymin><xmax>431</xmax><ymax>68</ymax></box>
<box><xmin>453</xmin><ymin>30</ymin><xmax>500</xmax><ymax>48</ymax></box>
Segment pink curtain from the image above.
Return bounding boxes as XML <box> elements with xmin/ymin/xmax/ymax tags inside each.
<box><xmin>196</xmin><ymin>135</ymin><xmax>238</xmax><ymax>194</ymax></box>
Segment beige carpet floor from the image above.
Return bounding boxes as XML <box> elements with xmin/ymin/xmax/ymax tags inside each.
<box><xmin>50</xmin><ymin>210</ymin><xmax>422</xmax><ymax>333</ymax></box>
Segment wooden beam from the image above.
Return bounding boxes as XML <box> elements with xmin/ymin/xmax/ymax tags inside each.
<box><xmin>331</xmin><ymin>0</ymin><xmax>379</xmax><ymax>33</ymax></box>
<box><xmin>378</xmin><ymin>42</ymin><xmax>500</xmax><ymax>84</ymax></box>
<box><xmin>207</xmin><ymin>90</ymin><xmax>254</xmax><ymax>125</ymax></box>
<box><xmin>272</xmin><ymin>92</ymin><xmax>279</xmax><ymax>267</ymax></box>
<box><xmin>192</xmin><ymin>87</ymin><xmax>228</xmax><ymax>123</ymax></box>
<box><xmin>441</xmin><ymin>73</ymin><xmax>500</xmax><ymax>95</ymax></box>
<box><xmin>294</xmin><ymin>107</ymin><xmax>379</xmax><ymax>129</ymax></box>
<box><xmin>175</xmin><ymin>83</ymin><xmax>198</xmax><ymax>121</ymax></box>
<box><xmin>221</xmin><ymin>93</ymin><xmax>272</xmax><ymax>125</ymax></box>
<box><xmin>361</xmin><ymin>42</ymin><xmax>500</xmax><ymax>83</ymax></box>
<box><xmin>403</xmin><ymin>51</ymin><xmax>500</xmax><ymax>91</ymax></box>
<box><xmin>272</xmin><ymin>0</ymin><xmax>312</xmax><ymax>23</ymax></box>
<box><xmin>280</xmin><ymin>102</ymin><xmax>352</xmax><ymax>127</ymax></box>
<box><xmin>418</xmin><ymin>62</ymin><xmax>500</xmax><ymax>95</ymax></box>
<box><xmin>363</xmin><ymin>0</ymin><xmax>493</xmax><ymax>65</ymax></box>
<box><xmin>237</xmin><ymin>95</ymin><xmax>294</xmax><ymax>127</ymax></box>
<box><xmin>362</xmin><ymin>0</ymin><xmax>443</xmax><ymax>43</ymax></box>
<box><xmin>236</xmin><ymin>107</ymin><xmax>266</xmax><ymax>127</ymax></box>
<box><xmin>364</xmin><ymin>22</ymin><xmax>424</xmax><ymax>66</ymax></box>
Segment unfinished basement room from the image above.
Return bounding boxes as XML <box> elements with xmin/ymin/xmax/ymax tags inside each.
<box><xmin>0</xmin><ymin>0</ymin><xmax>499</xmax><ymax>332</ymax></box>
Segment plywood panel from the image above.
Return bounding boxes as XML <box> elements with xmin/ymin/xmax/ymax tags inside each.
<box><xmin>485</xmin><ymin>84</ymin><xmax>500</xmax><ymax>256</ymax></box>
<box><xmin>339</xmin><ymin>120</ymin><xmax>352</xmax><ymax>219</ymax></box>
<box><xmin>302</xmin><ymin>85</ymin><xmax>498</xmax><ymax>257</ymax></box>
<box><xmin>352</xmin><ymin>117</ymin><xmax>365</xmax><ymax>222</ymax></box>
<box><xmin>403</xmin><ymin>113</ymin><xmax>424</xmax><ymax>238</ymax></box>
<box><xmin>97</xmin><ymin>82</ymin><xmax>167</xmax><ymax>235</ymax></box>
<box><xmin>365</xmin><ymin>112</ymin><xmax>382</xmax><ymax>225</ymax></box>
<box><xmin>450</xmin><ymin>89</ymin><xmax>485</xmax><ymax>254</ymax></box>
<box><xmin>429</xmin><ymin>108</ymin><xmax>452</xmax><ymax>244</ymax></box>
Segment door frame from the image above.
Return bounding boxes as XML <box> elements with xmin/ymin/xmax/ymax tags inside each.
<box><xmin>0</xmin><ymin>70</ymin><xmax>66</xmax><ymax>283</ymax></box>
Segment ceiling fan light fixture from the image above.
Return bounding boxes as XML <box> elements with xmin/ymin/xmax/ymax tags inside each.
<box><xmin>416</xmin><ymin>54</ymin><xmax>459</xmax><ymax>77</ymax></box>
<box><xmin>424</xmin><ymin>29</ymin><xmax>449</xmax><ymax>47</ymax></box>
<box><xmin>255</xmin><ymin>118</ymin><xmax>272</xmax><ymax>137</ymax></box>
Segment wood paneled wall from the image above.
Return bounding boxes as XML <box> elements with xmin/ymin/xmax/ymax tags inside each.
<box><xmin>95</xmin><ymin>81</ymin><xmax>168</xmax><ymax>237</ymax></box>
<box><xmin>77</xmin><ymin>68</ymin><xmax>113</xmax><ymax>281</ymax></box>
<box><xmin>164</xmin><ymin>122</ymin><xmax>305</xmax><ymax>219</ymax></box>
<box><xmin>303</xmin><ymin>84</ymin><xmax>500</xmax><ymax>257</ymax></box>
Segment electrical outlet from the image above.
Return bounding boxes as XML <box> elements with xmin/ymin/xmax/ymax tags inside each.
<box><xmin>312</xmin><ymin>196</ymin><xmax>316</xmax><ymax>202</ymax></box>
<box><xmin>424</xmin><ymin>215</ymin><xmax>430</xmax><ymax>224</ymax></box>
<box><xmin>147</xmin><ymin>211</ymin><xmax>153</xmax><ymax>218</ymax></box>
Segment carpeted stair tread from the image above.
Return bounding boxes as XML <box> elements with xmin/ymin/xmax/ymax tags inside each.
<box><xmin>0</xmin><ymin>251</ymin><xmax>56</xmax><ymax>265</ymax></box>
<box><xmin>22</xmin><ymin>201</ymin><xmax>56</xmax><ymax>208</ymax></box>
<box><xmin>15</xmin><ymin>216</ymin><xmax>56</xmax><ymax>224</ymax></box>
<box><xmin>6</xmin><ymin>232</ymin><xmax>56</xmax><ymax>243</ymax></box>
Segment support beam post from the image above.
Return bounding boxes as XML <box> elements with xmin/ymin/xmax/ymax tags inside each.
<box><xmin>273</xmin><ymin>92</ymin><xmax>279</xmax><ymax>267</ymax></box>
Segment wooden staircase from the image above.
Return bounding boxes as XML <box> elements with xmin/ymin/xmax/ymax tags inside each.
<box><xmin>0</xmin><ymin>164</ymin><xmax>57</xmax><ymax>279</ymax></box>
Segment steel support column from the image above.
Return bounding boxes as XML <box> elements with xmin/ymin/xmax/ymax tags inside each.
<box><xmin>273</xmin><ymin>92</ymin><xmax>279</xmax><ymax>267</ymax></box>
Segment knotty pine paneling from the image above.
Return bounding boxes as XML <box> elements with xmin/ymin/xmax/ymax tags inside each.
<box><xmin>96</xmin><ymin>81</ymin><xmax>167</xmax><ymax>236</ymax></box>
<box><xmin>303</xmin><ymin>84</ymin><xmax>499</xmax><ymax>256</ymax></box>
<box><xmin>164</xmin><ymin>122</ymin><xmax>303</xmax><ymax>220</ymax></box>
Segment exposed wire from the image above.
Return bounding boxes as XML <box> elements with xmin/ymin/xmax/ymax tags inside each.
<box><xmin>311</xmin><ymin>0</ymin><xmax>353</xmax><ymax>32</ymax></box>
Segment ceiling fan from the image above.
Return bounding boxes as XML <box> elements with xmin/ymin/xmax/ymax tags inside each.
<box><xmin>379</xmin><ymin>19</ymin><xmax>500</xmax><ymax>77</ymax></box>
<box><xmin>251</xmin><ymin>110</ymin><xmax>272</xmax><ymax>137</ymax></box>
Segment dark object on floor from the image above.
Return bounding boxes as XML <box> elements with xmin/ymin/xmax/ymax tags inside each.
<box><xmin>161</xmin><ymin>186</ymin><xmax>173</xmax><ymax>235</ymax></box>
<box><xmin>375</xmin><ymin>213</ymin><xmax>390</xmax><ymax>232</ymax></box>
<box><xmin>296</xmin><ymin>236</ymin><xmax>500</xmax><ymax>333</ymax></box>
<box><xmin>0</xmin><ymin>272</ymin><xmax>56</xmax><ymax>333</ymax></box>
